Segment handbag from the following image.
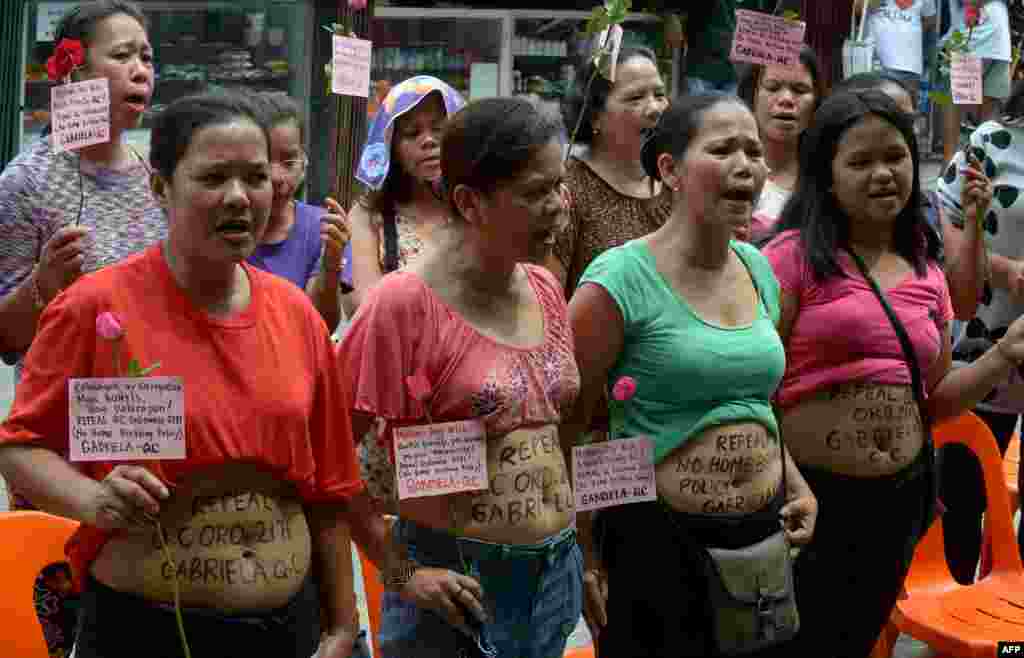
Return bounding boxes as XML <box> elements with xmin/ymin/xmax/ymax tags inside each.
<box><xmin>661</xmin><ymin>442</ymin><xmax>799</xmax><ymax>656</ymax></box>
<box><xmin>847</xmin><ymin>248</ymin><xmax>940</xmax><ymax>537</ymax></box>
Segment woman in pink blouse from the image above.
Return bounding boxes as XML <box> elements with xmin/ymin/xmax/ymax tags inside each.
<box><xmin>339</xmin><ymin>97</ymin><xmax>581</xmax><ymax>658</ymax></box>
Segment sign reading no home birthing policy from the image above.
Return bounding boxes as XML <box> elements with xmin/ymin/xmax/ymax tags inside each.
<box><xmin>332</xmin><ymin>35</ymin><xmax>372</xmax><ymax>97</ymax></box>
<box><xmin>69</xmin><ymin>377</ymin><xmax>185</xmax><ymax>461</ymax></box>
<box><xmin>50</xmin><ymin>78</ymin><xmax>110</xmax><ymax>152</ymax></box>
<box><xmin>394</xmin><ymin>420</ymin><xmax>488</xmax><ymax>500</ymax></box>
<box><xmin>573</xmin><ymin>436</ymin><xmax>656</xmax><ymax>512</ymax></box>
<box><xmin>730</xmin><ymin>9</ymin><xmax>806</xmax><ymax>68</ymax></box>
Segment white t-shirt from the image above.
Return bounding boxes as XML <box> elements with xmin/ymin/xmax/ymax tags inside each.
<box><xmin>941</xmin><ymin>0</ymin><xmax>1011</xmax><ymax>62</ymax></box>
<box><xmin>867</xmin><ymin>0</ymin><xmax>937</xmax><ymax>75</ymax></box>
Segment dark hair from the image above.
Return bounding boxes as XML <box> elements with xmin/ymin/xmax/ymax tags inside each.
<box><xmin>150</xmin><ymin>89</ymin><xmax>270</xmax><ymax>179</ymax></box>
<box><xmin>54</xmin><ymin>1</ymin><xmax>147</xmax><ymax>47</ymax></box>
<box><xmin>562</xmin><ymin>46</ymin><xmax>660</xmax><ymax>146</ymax></box>
<box><xmin>736</xmin><ymin>46</ymin><xmax>825</xmax><ymax>115</ymax></box>
<box><xmin>442</xmin><ymin>96</ymin><xmax>562</xmax><ymax>217</ymax></box>
<box><xmin>253</xmin><ymin>92</ymin><xmax>304</xmax><ymax>143</ymax></box>
<box><xmin>833</xmin><ymin>71</ymin><xmax>916</xmax><ymax>108</ymax></box>
<box><xmin>360</xmin><ymin>89</ymin><xmax>448</xmax><ymax>218</ymax></box>
<box><xmin>769</xmin><ymin>90</ymin><xmax>939</xmax><ymax>280</ymax></box>
<box><xmin>641</xmin><ymin>93</ymin><xmax>745</xmax><ymax>181</ymax></box>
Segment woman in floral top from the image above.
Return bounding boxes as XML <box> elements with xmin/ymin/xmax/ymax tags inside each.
<box><xmin>339</xmin><ymin>97</ymin><xmax>582</xmax><ymax>658</ymax></box>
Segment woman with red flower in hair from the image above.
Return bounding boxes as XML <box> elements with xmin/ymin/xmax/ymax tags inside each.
<box><xmin>0</xmin><ymin>3</ymin><xmax>161</xmax><ymax>656</ymax></box>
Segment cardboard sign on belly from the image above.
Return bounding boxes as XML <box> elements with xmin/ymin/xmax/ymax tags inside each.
<box><xmin>394</xmin><ymin>420</ymin><xmax>488</xmax><ymax>499</ymax></box>
<box><xmin>573</xmin><ymin>436</ymin><xmax>656</xmax><ymax>512</ymax></box>
<box><xmin>69</xmin><ymin>377</ymin><xmax>185</xmax><ymax>461</ymax></box>
<box><xmin>730</xmin><ymin>9</ymin><xmax>806</xmax><ymax>68</ymax></box>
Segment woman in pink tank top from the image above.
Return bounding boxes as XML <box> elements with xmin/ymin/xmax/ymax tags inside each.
<box><xmin>762</xmin><ymin>89</ymin><xmax>1023</xmax><ymax>657</ymax></box>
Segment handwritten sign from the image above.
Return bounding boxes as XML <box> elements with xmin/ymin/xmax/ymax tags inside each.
<box><xmin>730</xmin><ymin>9</ymin><xmax>806</xmax><ymax>68</ymax></box>
<box><xmin>50</xmin><ymin>78</ymin><xmax>110</xmax><ymax>152</ymax></box>
<box><xmin>69</xmin><ymin>377</ymin><xmax>185</xmax><ymax>462</ymax></box>
<box><xmin>572</xmin><ymin>436</ymin><xmax>656</xmax><ymax>512</ymax></box>
<box><xmin>394</xmin><ymin>420</ymin><xmax>488</xmax><ymax>500</ymax></box>
<box><xmin>597</xmin><ymin>24</ymin><xmax>624</xmax><ymax>82</ymax></box>
<box><xmin>331</xmin><ymin>35</ymin><xmax>372</xmax><ymax>97</ymax></box>
<box><xmin>951</xmin><ymin>52</ymin><xmax>983</xmax><ymax>105</ymax></box>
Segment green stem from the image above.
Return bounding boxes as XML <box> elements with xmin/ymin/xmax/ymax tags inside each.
<box><xmin>154</xmin><ymin>518</ymin><xmax>192</xmax><ymax>658</ymax></box>
<box><xmin>565</xmin><ymin>67</ymin><xmax>601</xmax><ymax>164</ymax></box>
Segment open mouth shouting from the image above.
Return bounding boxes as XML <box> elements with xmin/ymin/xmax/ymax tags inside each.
<box><xmin>215</xmin><ymin>217</ymin><xmax>255</xmax><ymax>244</ymax></box>
<box><xmin>123</xmin><ymin>92</ymin><xmax>149</xmax><ymax>114</ymax></box>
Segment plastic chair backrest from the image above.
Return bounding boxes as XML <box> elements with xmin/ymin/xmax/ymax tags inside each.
<box><xmin>0</xmin><ymin>511</ymin><xmax>79</xmax><ymax>658</ymax></box>
<box><xmin>1005</xmin><ymin>432</ymin><xmax>1020</xmax><ymax>499</ymax></box>
<box><xmin>904</xmin><ymin>413</ymin><xmax>1022</xmax><ymax>594</ymax></box>
<box><xmin>357</xmin><ymin>545</ymin><xmax>383</xmax><ymax>658</ymax></box>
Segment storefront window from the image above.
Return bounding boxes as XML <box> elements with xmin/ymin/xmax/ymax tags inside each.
<box><xmin>368</xmin><ymin>14</ymin><xmax>503</xmax><ymax>117</ymax></box>
<box><xmin>512</xmin><ymin>15</ymin><xmax>673</xmax><ymax>104</ymax></box>
<box><xmin>24</xmin><ymin>1</ymin><xmax>313</xmax><ymax>157</ymax></box>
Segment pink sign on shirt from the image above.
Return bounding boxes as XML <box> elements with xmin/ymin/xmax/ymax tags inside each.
<box><xmin>730</xmin><ymin>9</ymin><xmax>806</xmax><ymax>68</ymax></box>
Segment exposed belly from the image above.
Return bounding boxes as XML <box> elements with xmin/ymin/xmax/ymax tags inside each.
<box><xmin>400</xmin><ymin>425</ymin><xmax>574</xmax><ymax>545</ymax></box>
<box><xmin>780</xmin><ymin>382</ymin><xmax>925</xmax><ymax>477</ymax></box>
<box><xmin>90</xmin><ymin>463</ymin><xmax>311</xmax><ymax>612</ymax></box>
<box><xmin>656</xmin><ymin>422</ymin><xmax>783</xmax><ymax>515</ymax></box>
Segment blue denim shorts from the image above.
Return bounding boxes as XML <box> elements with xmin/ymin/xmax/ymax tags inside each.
<box><xmin>378</xmin><ymin>520</ymin><xmax>583</xmax><ymax>658</ymax></box>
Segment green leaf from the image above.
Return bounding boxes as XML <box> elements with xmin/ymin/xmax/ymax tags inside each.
<box><xmin>126</xmin><ymin>359</ymin><xmax>141</xmax><ymax>377</ymax></box>
<box><xmin>585</xmin><ymin>7</ymin><xmax>610</xmax><ymax>36</ymax></box>
<box><xmin>137</xmin><ymin>362</ymin><xmax>162</xmax><ymax>377</ymax></box>
<box><xmin>782</xmin><ymin>10</ymin><xmax>800</xmax><ymax>21</ymax></box>
<box><xmin>928</xmin><ymin>90</ymin><xmax>953</xmax><ymax>107</ymax></box>
<box><xmin>595</xmin><ymin>50</ymin><xmax>613</xmax><ymax>80</ymax></box>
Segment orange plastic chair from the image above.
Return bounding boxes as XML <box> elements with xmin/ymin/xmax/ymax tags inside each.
<box><xmin>357</xmin><ymin>545</ymin><xmax>597</xmax><ymax>658</ymax></box>
<box><xmin>889</xmin><ymin>412</ymin><xmax>1024</xmax><ymax>657</ymax></box>
<box><xmin>0</xmin><ymin>511</ymin><xmax>79</xmax><ymax>658</ymax></box>
<box><xmin>979</xmin><ymin>432</ymin><xmax>1020</xmax><ymax>580</ymax></box>
<box><xmin>357</xmin><ymin>546</ymin><xmax>383</xmax><ymax>658</ymax></box>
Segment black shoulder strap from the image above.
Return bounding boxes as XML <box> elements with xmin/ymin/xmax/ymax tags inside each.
<box><xmin>382</xmin><ymin>208</ymin><xmax>400</xmax><ymax>273</ymax></box>
<box><xmin>846</xmin><ymin>248</ymin><xmax>930</xmax><ymax>428</ymax></box>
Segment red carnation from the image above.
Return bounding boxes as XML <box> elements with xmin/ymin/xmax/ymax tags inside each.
<box><xmin>46</xmin><ymin>38</ymin><xmax>85</xmax><ymax>82</ymax></box>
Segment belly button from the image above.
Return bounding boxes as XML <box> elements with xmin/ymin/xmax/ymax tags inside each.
<box><xmin>242</xmin><ymin>549</ymin><xmax>256</xmax><ymax>559</ymax></box>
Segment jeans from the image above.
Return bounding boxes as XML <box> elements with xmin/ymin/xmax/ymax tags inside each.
<box><xmin>378</xmin><ymin>520</ymin><xmax>582</xmax><ymax>658</ymax></box>
<box><xmin>686</xmin><ymin>76</ymin><xmax>738</xmax><ymax>95</ymax></box>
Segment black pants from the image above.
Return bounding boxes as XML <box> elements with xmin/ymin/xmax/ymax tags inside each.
<box><xmin>72</xmin><ymin>574</ymin><xmax>321</xmax><ymax>658</ymax></box>
<box><xmin>787</xmin><ymin>455</ymin><xmax>930</xmax><ymax>658</ymax></box>
<box><xmin>939</xmin><ymin>408</ymin><xmax>1019</xmax><ymax>584</ymax></box>
<box><xmin>595</xmin><ymin>494</ymin><xmax>789</xmax><ymax>658</ymax></box>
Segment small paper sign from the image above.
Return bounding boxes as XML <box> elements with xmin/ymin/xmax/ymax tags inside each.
<box><xmin>572</xmin><ymin>436</ymin><xmax>656</xmax><ymax>512</ymax></box>
<box><xmin>394</xmin><ymin>420</ymin><xmax>488</xmax><ymax>500</ymax></box>
<box><xmin>50</xmin><ymin>78</ymin><xmax>110</xmax><ymax>152</ymax></box>
<box><xmin>730</xmin><ymin>9</ymin><xmax>806</xmax><ymax>68</ymax></box>
<box><xmin>331</xmin><ymin>35</ymin><xmax>372</xmax><ymax>97</ymax></box>
<box><xmin>69</xmin><ymin>377</ymin><xmax>185</xmax><ymax>462</ymax></box>
<box><xmin>596</xmin><ymin>24</ymin><xmax>624</xmax><ymax>82</ymax></box>
<box><xmin>951</xmin><ymin>52</ymin><xmax>983</xmax><ymax>105</ymax></box>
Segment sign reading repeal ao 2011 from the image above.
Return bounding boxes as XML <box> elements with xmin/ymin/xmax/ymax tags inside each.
<box><xmin>69</xmin><ymin>377</ymin><xmax>185</xmax><ymax>462</ymax></box>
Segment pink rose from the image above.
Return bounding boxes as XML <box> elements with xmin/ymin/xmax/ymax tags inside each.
<box><xmin>348</xmin><ymin>0</ymin><xmax>368</xmax><ymax>9</ymax></box>
<box><xmin>611</xmin><ymin>376</ymin><xmax>637</xmax><ymax>402</ymax></box>
<box><xmin>96</xmin><ymin>312</ymin><xmax>124</xmax><ymax>341</ymax></box>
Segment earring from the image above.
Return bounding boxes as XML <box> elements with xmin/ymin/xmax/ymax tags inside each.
<box><xmin>593</xmin><ymin>126</ymin><xmax>601</xmax><ymax>136</ymax></box>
